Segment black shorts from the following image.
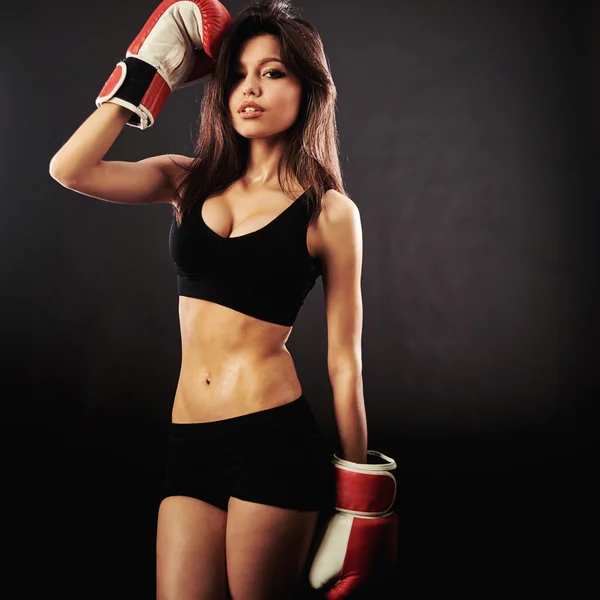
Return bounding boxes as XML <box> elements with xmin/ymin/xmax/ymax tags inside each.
<box><xmin>158</xmin><ymin>394</ymin><xmax>336</xmax><ymax>512</ymax></box>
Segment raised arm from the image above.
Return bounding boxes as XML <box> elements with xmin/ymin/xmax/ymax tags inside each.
<box><xmin>50</xmin><ymin>104</ymin><xmax>193</xmax><ymax>205</ymax></box>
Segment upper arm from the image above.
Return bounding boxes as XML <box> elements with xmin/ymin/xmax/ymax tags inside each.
<box><xmin>318</xmin><ymin>190</ymin><xmax>364</xmax><ymax>376</ymax></box>
<box><xmin>51</xmin><ymin>154</ymin><xmax>194</xmax><ymax>206</ymax></box>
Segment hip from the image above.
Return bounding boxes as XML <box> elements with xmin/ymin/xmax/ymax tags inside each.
<box><xmin>160</xmin><ymin>394</ymin><xmax>336</xmax><ymax>511</ymax></box>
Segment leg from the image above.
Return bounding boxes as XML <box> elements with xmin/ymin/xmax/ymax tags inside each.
<box><xmin>156</xmin><ymin>496</ymin><xmax>228</xmax><ymax>600</ymax></box>
<box><xmin>225</xmin><ymin>497</ymin><xmax>320</xmax><ymax>600</ymax></box>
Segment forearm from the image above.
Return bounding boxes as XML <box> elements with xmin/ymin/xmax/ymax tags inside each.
<box><xmin>330</xmin><ymin>372</ymin><xmax>368</xmax><ymax>463</ymax></box>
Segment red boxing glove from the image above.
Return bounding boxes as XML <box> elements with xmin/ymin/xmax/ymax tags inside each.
<box><xmin>308</xmin><ymin>450</ymin><xmax>398</xmax><ymax>598</ymax></box>
<box><xmin>96</xmin><ymin>0</ymin><xmax>232</xmax><ymax>129</ymax></box>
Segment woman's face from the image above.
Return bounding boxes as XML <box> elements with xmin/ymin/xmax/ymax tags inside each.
<box><xmin>228</xmin><ymin>34</ymin><xmax>303</xmax><ymax>139</ymax></box>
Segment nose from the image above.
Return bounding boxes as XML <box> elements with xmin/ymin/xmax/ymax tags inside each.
<box><xmin>241</xmin><ymin>72</ymin><xmax>260</xmax><ymax>97</ymax></box>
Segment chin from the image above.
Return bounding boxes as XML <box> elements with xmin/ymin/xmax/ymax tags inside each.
<box><xmin>235</xmin><ymin>124</ymin><xmax>292</xmax><ymax>139</ymax></box>
<box><xmin>238</xmin><ymin>132</ymin><xmax>281</xmax><ymax>140</ymax></box>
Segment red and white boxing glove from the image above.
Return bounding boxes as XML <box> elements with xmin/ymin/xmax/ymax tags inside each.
<box><xmin>96</xmin><ymin>0</ymin><xmax>232</xmax><ymax>129</ymax></box>
<box><xmin>308</xmin><ymin>450</ymin><xmax>398</xmax><ymax>598</ymax></box>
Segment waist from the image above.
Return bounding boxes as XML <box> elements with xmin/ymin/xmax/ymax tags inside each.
<box><xmin>169</xmin><ymin>393</ymin><xmax>312</xmax><ymax>433</ymax></box>
<box><xmin>174</xmin><ymin>349</ymin><xmax>303</xmax><ymax>422</ymax></box>
<box><xmin>174</xmin><ymin>297</ymin><xmax>302</xmax><ymax>421</ymax></box>
<box><xmin>179</xmin><ymin>344</ymin><xmax>297</xmax><ymax>386</ymax></box>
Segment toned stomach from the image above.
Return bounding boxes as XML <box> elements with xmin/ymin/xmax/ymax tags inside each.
<box><xmin>171</xmin><ymin>295</ymin><xmax>303</xmax><ymax>423</ymax></box>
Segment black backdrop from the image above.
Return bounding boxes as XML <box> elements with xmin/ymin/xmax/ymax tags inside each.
<box><xmin>2</xmin><ymin>0</ymin><xmax>597</xmax><ymax>597</ymax></box>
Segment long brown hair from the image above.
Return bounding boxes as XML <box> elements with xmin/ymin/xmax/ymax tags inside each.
<box><xmin>170</xmin><ymin>0</ymin><xmax>347</xmax><ymax>227</ymax></box>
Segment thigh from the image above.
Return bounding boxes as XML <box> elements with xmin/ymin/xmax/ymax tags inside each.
<box><xmin>226</xmin><ymin>497</ymin><xmax>320</xmax><ymax>600</ymax></box>
<box><xmin>156</xmin><ymin>496</ymin><xmax>228</xmax><ymax>600</ymax></box>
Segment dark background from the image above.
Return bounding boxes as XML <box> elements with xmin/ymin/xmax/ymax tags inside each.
<box><xmin>2</xmin><ymin>0</ymin><xmax>597</xmax><ymax>597</ymax></box>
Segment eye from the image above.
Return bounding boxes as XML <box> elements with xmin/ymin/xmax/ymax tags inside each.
<box><xmin>264</xmin><ymin>69</ymin><xmax>285</xmax><ymax>78</ymax></box>
<box><xmin>233</xmin><ymin>69</ymin><xmax>286</xmax><ymax>81</ymax></box>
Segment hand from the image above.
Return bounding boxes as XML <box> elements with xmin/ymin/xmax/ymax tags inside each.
<box><xmin>96</xmin><ymin>0</ymin><xmax>232</xmax><ymax>129</ymax></box>
<box><xmin>308</xmin><ymin>450</ymin><xmax>399</xmax><ymax>598</ymax></box>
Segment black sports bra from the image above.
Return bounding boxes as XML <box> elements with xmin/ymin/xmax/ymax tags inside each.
<box><xmin>168</xmin><ymin>189</ymin><xmax>322</xmax><ymax>326</ymax></box>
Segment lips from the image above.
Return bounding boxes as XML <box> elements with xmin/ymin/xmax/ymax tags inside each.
<box><xmin>238</xmin><ymin>109</ymin><xmax>264</xmax><ymax>119</ymax></box>
<box><xmin>238</xmin><ymin>101</ymin><xmax>265</xmax><ymax>113</ymax></box>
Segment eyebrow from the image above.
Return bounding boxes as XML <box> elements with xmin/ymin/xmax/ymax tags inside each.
<box><xmin>235</xmin><ymin>57</ymin><xmax>284</xmax><ymax>68</ymax></box>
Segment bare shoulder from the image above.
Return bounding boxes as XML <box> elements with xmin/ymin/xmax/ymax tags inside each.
<box><xmin>319</xmin><ymin>189</ymin><xmax>361</xmax><ymax>227</ymax></box>
<box><xmin>152</xmin><ymin>154</ymin><xmax>194</xmax><ymax>208</ymax></box>
<box><xmin>314</xmin><ymin>189</ymin><xmax>361</xmax><ymax>257</ymax></box>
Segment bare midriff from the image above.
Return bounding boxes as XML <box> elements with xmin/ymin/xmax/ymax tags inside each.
<box><xmin>171</xmin><ymin>297</ymin><xmax>303</xmax><ymax>423</ymax></box>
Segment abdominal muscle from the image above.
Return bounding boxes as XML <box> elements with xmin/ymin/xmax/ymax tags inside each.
<box><xmin>171</xmin><ymin>295</ymin><xmax>303</xmax><ymax>424</ymax></box>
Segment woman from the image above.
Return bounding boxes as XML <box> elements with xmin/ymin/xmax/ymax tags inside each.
<box><xmin>50</xmin><ymin>1</ymin><xmax>368</xmax><ymax>598</ymax></box>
